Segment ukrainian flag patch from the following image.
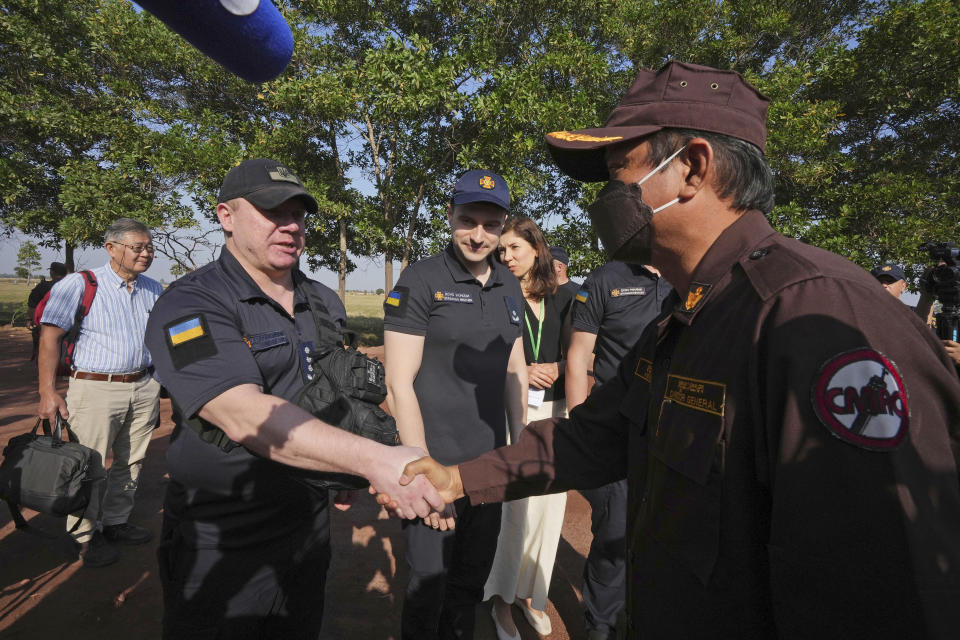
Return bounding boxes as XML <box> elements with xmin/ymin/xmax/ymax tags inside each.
<box><xmin>384</xmin><ymin>286</ymin><xmax>410</xmax><ymax>317</ymax></box>
<box><xmin>575</xmin><ymin>290</ymin><xmax>589</xmax><ymax>303</ymax></box>
<box><xmin>168</xmin><ymin>316</ymin><xmax>205</xmax><ymax>345</ymax></box>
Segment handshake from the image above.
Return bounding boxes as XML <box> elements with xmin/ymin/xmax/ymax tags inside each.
<box><xmin>366</xmin><ymin>447</ymin><xmax>466</xmax><ymax>532</ymax></box>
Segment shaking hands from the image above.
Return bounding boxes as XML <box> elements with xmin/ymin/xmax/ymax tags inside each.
<box><xmin>372</xmin><ymin>455</ymin><xmax>466</xmax><ymax>530</ymax></box>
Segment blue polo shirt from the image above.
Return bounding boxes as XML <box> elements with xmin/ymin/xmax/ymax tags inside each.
<box><xmin>145</xmin><ymin>247</ymin><xmax>346</xmax><ymax>550</ymax></box>
<box><xmin>572</xmin><ymin>261</ymin><xmax>672</xmax><ymax>385</ymax></box>
<box><xmin>383</xmin><ymin>243</ymin><xmax>523</xmax><ymax>465</ymax></box>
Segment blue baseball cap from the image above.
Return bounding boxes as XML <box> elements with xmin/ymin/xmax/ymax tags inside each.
<box><xmin>550</xmin><ymin>246</ymin><xmax>570</xmax><ymax>264</ymax></box>
<box><xmin>451</xmin><ymin>169</ymin><xmax>510</xmax><ymax>212</ymax></box>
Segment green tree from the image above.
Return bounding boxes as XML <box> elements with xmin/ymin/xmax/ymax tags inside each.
<box><xmin>16</xmin><ymin>240</ymin><xmax>42</xmax><ymax>284</ymax></box>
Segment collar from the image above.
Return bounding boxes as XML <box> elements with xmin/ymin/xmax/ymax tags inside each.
<box><xmin>217</xmin><ymin>246</ymin><xmax>307</xmax><ymax>305</ymax></box>
<box><xmin>672</xmin><ymin>209</ymin><xmax>778</xmax><ymax>324</ymax></box>
<box><xmin>103</xmin><ymin>262</ymin><xmax>139</xmax><ymax>290</ymax></box>
<box><xmin>441</xmin><ymin>242</ymin><xmax>504</xmax><ymax>287</ymax></box>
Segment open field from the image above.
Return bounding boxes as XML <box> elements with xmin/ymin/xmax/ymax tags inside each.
<box><xmin>0</xmin><ymin>278</ymin><xmax>385</xmax><ymax>342</ymax></box>
<box><xmin>0</xmin><ymin>279</ymin><xmax>31</xmax><ymax>326</ymax></box>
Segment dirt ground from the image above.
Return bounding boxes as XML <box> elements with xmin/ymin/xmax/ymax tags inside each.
<box><xmin>0</xmin><ymin>327</ymin><xmax>596</xmax><ymax>639</ymax></box>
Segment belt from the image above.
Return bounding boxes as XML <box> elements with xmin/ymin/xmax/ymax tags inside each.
<box><xmin>71</xmin><ymin>369</ymin><xmax>149</xmax><ymax>383</ymax></box>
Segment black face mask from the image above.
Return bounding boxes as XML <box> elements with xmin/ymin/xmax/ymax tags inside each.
<box><xmin>587</xmin><ymin>180</ymin><xmax>656</xmax><ymax>265</ymax></box>
<box><xmin>586</xmin><ymin>145</ymin><xmax>686</xmax><ymax>264</ymax></box>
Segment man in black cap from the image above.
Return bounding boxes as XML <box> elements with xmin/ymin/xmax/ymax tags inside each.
<box><xmin>549</xmin><ymin>246</ymin><xmax>581</xmax><ymax>298</ymax></box>
<box><xmin>145</xmin><ymin>158</ymin><xmax>444</xmax><ymax>638</ymax></box>
<box><xmin>383</xmin><ymin>169</ymin><xmax>527</xmax><ymax>640</ymax></box>
<box><xmin>871</xmin><ymin>262</ymin><xmax>908</xmax><ymax>299</ymax></box>
<box><xmin>390</xmin><ymin>62</ymin><xmax>960</xmax><ymax>638</ymax></box>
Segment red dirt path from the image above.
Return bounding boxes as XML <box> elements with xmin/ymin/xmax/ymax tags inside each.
<box><xmin>0</xmin><ymin>328</ymin><xmax>594</xmax><ymax>639</ymax></box>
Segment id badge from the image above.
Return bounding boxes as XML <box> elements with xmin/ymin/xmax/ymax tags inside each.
<box><xmin>528</xmin><ymin>386</ymin><xmax>545</xmax><ymax>408</ymax></box>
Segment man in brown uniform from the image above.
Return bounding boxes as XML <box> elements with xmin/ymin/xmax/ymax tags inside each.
<box><xmin>390</xmin><ymin>61</ymin><xmax>960</xmax><ymax>638</ymax></box>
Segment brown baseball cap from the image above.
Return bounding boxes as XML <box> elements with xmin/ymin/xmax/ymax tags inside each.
<box><xmin>545</xmin><ymin>61</ymin><xmax>770</xmax><ymax>182</ymax></box>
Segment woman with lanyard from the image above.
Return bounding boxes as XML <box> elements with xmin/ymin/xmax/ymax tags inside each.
<box><xmin>486</xmin><ymin>216</ymin><xmax>574</xmax><ymax>639</ymax></box>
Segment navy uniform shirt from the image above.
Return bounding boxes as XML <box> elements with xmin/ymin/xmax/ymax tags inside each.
<box><xmin>572</xmin><ymin>261</ymin><xmax>672</xmax><ymax>384</ymax></box>
<box><xmin>461</xmin><ymin>210</ymin><xmax>960</xmax><ymax>638</ymax></box>
<box><xmin>145</xmin><ymin>247</ymin><xmax>346</xmax><ymax>550</ymax></box>
<box><xmin>383</xmin><ymin>243</ymin><xmax>523</xmax><ymax>466</ymax></box>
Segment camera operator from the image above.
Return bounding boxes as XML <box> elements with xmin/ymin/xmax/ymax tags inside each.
<box><xmin>915</xmin><ymin>243</ymin><xmax>960</xmax><ymax>368</ymax></box>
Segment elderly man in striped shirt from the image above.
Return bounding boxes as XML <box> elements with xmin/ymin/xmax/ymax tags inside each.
<box><xmin>37</xmin><ymin>218</ymin><xmax>165</xmax><ymax>567</ymax></box>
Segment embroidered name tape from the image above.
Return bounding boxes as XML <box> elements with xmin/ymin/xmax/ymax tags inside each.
<box><xmin>168</xmin><ymin>317</ymin><xmax>205</xmax><ymax>345</ymax></box>
<box><xmin>664</xmin><ymin>374</ymin><xmax>726</xmax><ymax>416</ymax></box>
<box><xmin>434</xmin><ymin>291</ymin><xmax>474</xmax><ymax>303</ymax></box>
<box><xmin>812</xmin><ymin>348</ymin><xmax>909</xmax><ymax>450</ymax></box>
<box><xmin>611</xmin><ymin>287</ymin><xmax>647</xmax><ymax>298</ymax></box>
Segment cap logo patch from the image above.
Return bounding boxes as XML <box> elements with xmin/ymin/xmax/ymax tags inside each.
<box><xmin>548</xmin><ymin>131</ymin><xmax>624</xmax><ymax>143</ymax></box>
<box><xmin>268</xmin><ymin>166</ymin><xmax>300</xmax><ymax>185</ymax></box>
<box><xmin>478</xmin><ymin>175</ymin><xmax>496</xmax><ymax>190</ymax></box>
<box><xmin>683</xmin><ymin>283</ymin><xmax>711</xmax><ymax>312</ymax></box>
<box><xmin>882</xmin><ymin>265</ymin><xmax>892</xmax><ymax>271</ymax></box>
<box><xmin>812</xmin><ymin>348</ymin><xmax>909</xmax><ymax>451</ymax></box>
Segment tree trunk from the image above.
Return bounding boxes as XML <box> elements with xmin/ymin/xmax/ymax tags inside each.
<box><xmin>65</xmin><ymin>243</ymin><xmax>75</xmax><ymax>272</ymax></box>
<box><xmin>384</xmin><ymin>248</ymin><xmax>393</xmax><ymax>296</ymax></box>
<box><xmin>338</xmin><ymin>218</ymin><xmax>347</xmax><ymax>302</ymax></box>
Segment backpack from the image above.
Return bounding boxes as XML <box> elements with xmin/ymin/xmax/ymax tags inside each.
<box><xmin>34</xmin><ymin>270</ymin><xmax>98</xmax><ymax>375</ymax></box>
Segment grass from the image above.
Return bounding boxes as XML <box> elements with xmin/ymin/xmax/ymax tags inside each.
<box><xmin>0</xmin><ymin>279</ymin><xmax>32</xmax><ymax>326</ymax></box>
<box><xmin>0</xmin><ymin>278</ymin><xmax>387</xmax><ymax>344</ymax></box>
<box><xmin>344</xmin><ymin>291</ymin><xmax>384</xmax><ymax>346</ymax></box>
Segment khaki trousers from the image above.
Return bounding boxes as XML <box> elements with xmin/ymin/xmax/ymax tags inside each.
<box><xmin>65</xmin><ymin>375</ymin><xmax>160</xmax><ymax>542</ymax></box>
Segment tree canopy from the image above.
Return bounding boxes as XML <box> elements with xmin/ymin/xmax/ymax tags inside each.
<box><xmin>2</xmin><ymin>0</ymin><xmax>957</xmax><ymax>287</ymax></box>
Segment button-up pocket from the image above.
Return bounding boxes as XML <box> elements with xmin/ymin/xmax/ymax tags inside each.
<box><xmin>647</xmin><ymin>397</ymin><xmax>727</xmax><ymax>585</ymax></box>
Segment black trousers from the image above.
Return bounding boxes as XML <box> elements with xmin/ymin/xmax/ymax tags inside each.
<box><xmin>401</xmin><ymin>498</ymin><xmax>502</xmax><ymax>640</ymax></box>
<box><xmin>158</xmin><ymin>513</ymin><xmax>331</xmax><ymax>640</ymax></box>
<box><xmin>581</xmin><ymin>479</ymin><xmax>627</xmax><ymax>637</ymax></box>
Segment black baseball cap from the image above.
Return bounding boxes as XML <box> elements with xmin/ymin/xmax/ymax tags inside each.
<box><xmin>870</xmin><ymin>263</ymin><xmax>906</xmax><ymax>283</ymax></box>
<box><xmin>545</xmin><ymin>61</ymin><xmax>770</xmax><ymax>182</ymax></box>
<box><xmin>218</xmin><ymin>158</ymin><xmax>318</xmax><ymax>214</ymax></box>
<box><xmin>451</xmin><ymin>169</ymin><xmax>510</xmax><ymax>212</ymax></box>
<box><xmin>549</xmin><ymin>246</ymin><xmax>570</xmax><ymax>264</ymax></box>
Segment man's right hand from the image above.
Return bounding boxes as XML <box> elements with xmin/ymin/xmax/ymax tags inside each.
<box><xmin>401</xmin><ymin>456</ymin><xmax>465</xmax><ymax>503</ymax></box>
<box><xmin>365</xmin><ymin>445</ymin><xmax>447</xmax><ymax>520</ymax></box>
<box><xmin>38</xmin><ymin>390</ymin><xmax>68</xmax><ymax>421</ymax></box>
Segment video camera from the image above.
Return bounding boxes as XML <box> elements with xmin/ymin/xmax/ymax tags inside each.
<box><xmin>918</xmin><ymin>241</ymin><xmax>960</xmax><ymax>340</ymax></box>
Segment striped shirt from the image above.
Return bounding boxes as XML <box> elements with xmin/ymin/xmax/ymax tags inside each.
<box><xmin>41</xmin><ymin>263</ymin><xmax>164</xmax><ymax>373</ymax></box>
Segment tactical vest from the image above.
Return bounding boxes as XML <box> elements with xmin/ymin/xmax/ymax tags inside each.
<box><xmin>179</xmin><ymin>275</ymin><xmax>398</xmax><ymax>491</ymax></box>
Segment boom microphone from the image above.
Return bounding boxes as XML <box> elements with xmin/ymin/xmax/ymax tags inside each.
<box><xmin>137</xmin><ymin>0</ymin><xmax>294</xmax><ymax>83</ymax></box>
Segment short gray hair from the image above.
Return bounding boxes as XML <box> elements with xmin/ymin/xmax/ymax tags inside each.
<box><xmin>104</xmin><ymin>218</ymin><xmax>152</xmax><ymax>244</ymax></box>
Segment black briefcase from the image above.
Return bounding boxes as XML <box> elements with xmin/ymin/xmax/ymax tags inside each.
<box><xmin>0</xmin><ymin>416</ymin><xmax>96</xmax><ymax>530</ymax></box>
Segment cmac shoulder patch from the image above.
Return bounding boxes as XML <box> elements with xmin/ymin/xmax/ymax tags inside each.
<box><xmin>384</xmin><ymin>286</ymin><xmax>409</xmax><ymax>317</ymax></box>
<box><xmin>164</xmin><ymin>314</ymin><xmax>217</xmax><ymax>370</ymax></box>
<box><xmin>811</xmin><ymin>348</ymin><xmax>909</xmax><ymax>451</ymax></box>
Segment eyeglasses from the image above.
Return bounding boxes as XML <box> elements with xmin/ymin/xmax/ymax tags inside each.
<box><xmin>113</xmin><ymin>242</ymin><xmax>155</xmax><ymax>254</ymax></box>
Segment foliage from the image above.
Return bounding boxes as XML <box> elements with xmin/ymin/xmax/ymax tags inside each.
<box><xmin>2</xmin><ymin>0</ymin><xmax>958</xmax><ymax>289</ymax></box>
<box><xmin>15</xmin><ymin>241</ymin><xmax>41</xmax><ymax>283</ymax></box>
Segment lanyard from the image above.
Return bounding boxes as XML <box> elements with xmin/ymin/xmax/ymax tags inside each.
<box><xmin>524</xmin><ymin>298</ymin><xmax>545</xmax><ymax>362</ymax></box>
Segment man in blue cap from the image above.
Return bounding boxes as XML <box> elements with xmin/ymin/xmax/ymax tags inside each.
<box><xmin>383</xmin><ymin>169</ymin><xmax>528</xmax><ymax>639</ymax></box>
